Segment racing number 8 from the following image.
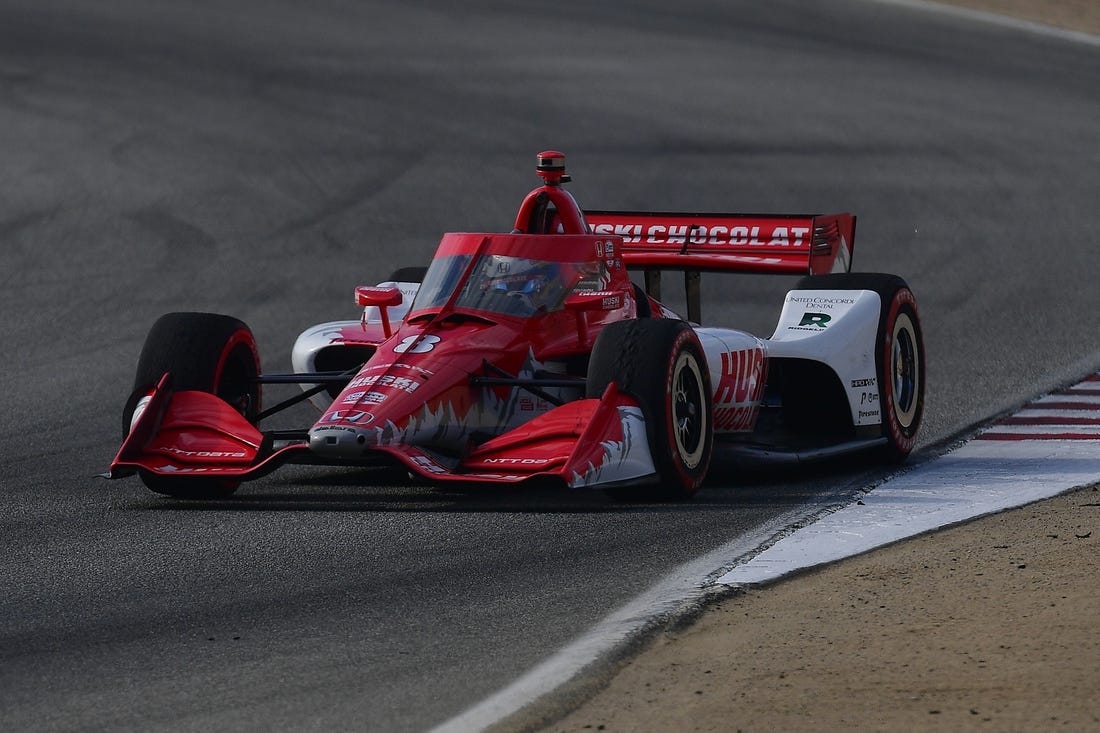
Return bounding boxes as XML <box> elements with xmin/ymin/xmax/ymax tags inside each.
<box><xmin>393</xmin><ymin>334</ymin><xmax>441</xmax><ymax>354</ymax></box>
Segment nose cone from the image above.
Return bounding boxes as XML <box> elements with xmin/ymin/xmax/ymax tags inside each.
<box><xmin>308</xmin><ymin>425</ymin><xmax>376</xmax><ymax>458</ymax></box>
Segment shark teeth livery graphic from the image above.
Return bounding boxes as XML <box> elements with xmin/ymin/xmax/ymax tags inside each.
<box><xmin>570</xmin><ymin>407</ymin><xmax>654</xmax><ymax>488</ymax></box>
<box><xmin>310</xmin><ymin>349</ymin><xmax>583</xmax><ymax>457</ymax></box>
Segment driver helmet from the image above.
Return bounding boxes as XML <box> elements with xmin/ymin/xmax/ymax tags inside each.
<box><xmin>488</xmin><ymin>258</ymin><xmax>558</xmax><ymax>296</ymax></box>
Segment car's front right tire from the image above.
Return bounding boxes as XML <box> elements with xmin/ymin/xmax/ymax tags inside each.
<box><xmin>124</xmin><ymin>312</ymin><xmax>261</xmax><ymax>499</ymax></box>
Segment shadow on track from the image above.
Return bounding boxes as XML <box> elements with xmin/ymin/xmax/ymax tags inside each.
<box><xmin>117</xmin><ymin>450</ymin><xmax>904</xmax><ymax>515</ymax></box>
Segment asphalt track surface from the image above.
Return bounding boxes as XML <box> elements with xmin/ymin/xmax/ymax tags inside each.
<box><xmin>2</xmin><ymin>1</ymin><xmax>1098</xmax><ymax>730</ymax></box>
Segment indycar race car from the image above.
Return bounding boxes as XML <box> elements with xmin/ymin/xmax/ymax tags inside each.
<box><xmin>106</xmin><ymin>151</ymin><xmax>924</xmax><ymax>500</ymax></box>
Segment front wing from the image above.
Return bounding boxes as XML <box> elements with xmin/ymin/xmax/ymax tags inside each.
<box><xmin>106</xmin><ymin>378</ymin><xmax>659</xmax><ymax>489</ymax></box>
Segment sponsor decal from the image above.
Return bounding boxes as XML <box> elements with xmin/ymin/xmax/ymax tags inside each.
<box><xmin>480</xmin><ymin>457</ymin><xmax>551</xmax><ymax>465</ymax></box>
<box><xmin>340</xmin><ymin>389</ymin><xmax>389</xmax><ymax>405</ymax></box>
<box><xmin>714</xmin><ymin>348</ymin><xmax>766</xmax><ymax>431</ymax></box>
<box><xmin>714</xmin><ymin>405</ymin><xmax>758</xmax><ymax>431</ymax></box>
<box><xmin>787</xmin><ymin>311</ymin><xmax>832</xmax><ymax>331</ymax></box>
<box><xmin>850</xmin><ymin>378</ymin><xmax>876</xmax><ymax>388</ymax></box>
<box><xmin>323</xmin><ymin>410</ymin><xmax>375</xmax><ymax>424</ymax></box>
<box><xmin>518</xmin><ymin>397</ymin><xmax>551</xmax><ymax>412</ymax></box>
<box><xmin>716</xmin><ymin>348</ymin><xmax>766</xmax><ymax>406</ymax></box>
<box><xmin>858</xmin><ymin>409</ymin><xmax>881</xmax><ymax>420</ymax></box>
<box><xmin>592</xmin><ymin>222</ymin><xmax>810</xmax><ymax>248</ymax></box>
<box><xmin>347</xmin><ymin>373</ymin><xmax>420</xmax><ymax>393</ymax></box>
<box><xmin>360</xmin><ymin>362</ymin><xmax>435</xmax><ymax>377</ymax></box>
<box><xmin>796</xmin><ymin>312</ymin><xmax>831</xmax><ymax>329</ymax></box>
<box><xmin>569</xmin><ymin>290</ymin><xmax>624</xmax><ymax>310</ymax></box>
<box><xmin>785</xmin><ymin>295</ymin><xmax>855</xmax><ymax>308</ymax></box>
<box><xmin>860</xmin><ymin>391</ymin><xmax>879</xmax><ymax>406</ymax></box>
<box><xmin>162</xmin><ymin>447</ymin><xmax>248</xmax><ymax>459</ymax></box>
<box><xmin>393</xmin><ymin>362</ymin><xmax>434</xmax><ymax>376</ymax></box>
<box><xmin>155</xmin><ymin>465</ymin><xmax>232</xmax><ymax>474</ymax></box>
<box><xmin>410</xmin><ymin>454</ymin><xmax>447</xmax><ymax>474</ymax></box>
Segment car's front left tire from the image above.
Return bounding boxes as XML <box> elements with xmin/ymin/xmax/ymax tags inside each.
<box><xmin>587</xmin><ymin>318</ymin><xmax>713</xmax><ymax>500</ymax></box>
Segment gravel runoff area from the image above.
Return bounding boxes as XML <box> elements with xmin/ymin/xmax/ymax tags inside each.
<box><xmin>527</xmin><ymin>4</ymin><xmax>1100</xmax><ymax>732</ymax></box>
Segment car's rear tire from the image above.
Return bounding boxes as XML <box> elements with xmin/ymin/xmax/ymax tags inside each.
<box><xmin>123</xmin><ymin>312</ymin><xmax>261</xmax><ymax>499</ymax></box>
<box><xmin>796</xmin><ymin>273</ymin><xmax>925</xmax><ymax>460</ymax></box>
<box><xmin>587</xmin><ymin>319</ymin><xmax>713</xmax><ymax>500</ymax></box>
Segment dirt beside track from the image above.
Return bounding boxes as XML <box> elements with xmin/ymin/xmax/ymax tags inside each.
<box><xmin>534</xmin><ymin>5</ymin><xmax>1100</xmax><ymax>732</ymax></box>
<box><xmin>541</xmin><ymin>485</ymin><xmax>1100</xmax><ymax>732</ymax></box>
<box><xmin>934</xmin><ymin>0</ymin><xmax>1100</xmax><ymax>35</ymax></box>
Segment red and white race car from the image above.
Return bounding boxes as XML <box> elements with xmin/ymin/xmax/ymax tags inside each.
<box><xmin>107</xmin><ymin>151</ymin><xmax>924</xmax><ymax>500</ymax></box>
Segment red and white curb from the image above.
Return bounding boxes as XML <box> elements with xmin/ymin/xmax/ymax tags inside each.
<box><xmin>718</xmin><ymin>373</ymin><xmax>1100</xmax><ymax>587</ymax></box>
<box><xmin>978</xmin><ymin>374</ymin><xmax>1100</xmax><ymax>441</ymax></box>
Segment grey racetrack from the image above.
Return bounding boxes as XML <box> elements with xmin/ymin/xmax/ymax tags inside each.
<box><xmin>3</xmin><ymin>1</ymin><xmax>1099</xmax><ymax>730</ymax></box>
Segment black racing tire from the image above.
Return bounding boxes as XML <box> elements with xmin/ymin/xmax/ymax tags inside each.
<box><xmin>587</xmin><ymin>319</ymin><xmax>713</xmax><ymax>500</ymax></box>
<box><xmin>387</xmin><ymin>266</ymin><xmax>428</xmax><ymax>283</ymax></box>
<box><xmin>796</xmin><ymin>273</ymin><xmax>925</xmax><ymax>461</ymax></box>
<box><xmin>123</xmin><ymin>312</ymin><xmax>261</xmax><ymax>499</ymax></box>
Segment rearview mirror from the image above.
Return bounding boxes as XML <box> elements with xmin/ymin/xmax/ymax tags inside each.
<box><xmin>355</xmin><ymin>286</ymin><xmax>403</xmax><ymax>338</ymax></box>
<box><xmin>355</xmin><ymin>286</ymin><xmax>403</xmax><ymax>308</ymax></box>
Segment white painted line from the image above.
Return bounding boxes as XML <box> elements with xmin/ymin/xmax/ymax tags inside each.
<box><xmin>865</xmin><ymin>0</ymin><xmax>1100</xmax><ymax>47</ymax></box>
<box><xmin>1014</xmin><ymin>408</ymin><xmax>1100</xmax><ymax>418</ymax></box>
<box><xmin>1010</xmin><ymin>411</ymin><xmax>1100</xmax><ymax>424</ymax></box>
<box><xmin>979</xmin><ymin>424</ymin><xmax>1100</xmax><ymax>436</ymax></box>
<box><xmin>1033</xmin><ymin>394</ymin><xmax>1100</xmax><ymax>406</ymax></box>
<box><xmin>718</xmin><ymin>373</ymin><xmax>1100</xmax><ymax>587</ymax></box>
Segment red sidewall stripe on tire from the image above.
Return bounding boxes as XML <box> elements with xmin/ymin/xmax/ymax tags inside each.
<box><xmin>214</xmin><ymin>328</ymin><xmax>260</xmax><ymax>392</ymax></box>
<box><xmin>881</xmin><ymin>288</ymin><xmax>921</xmax><ymax>454</ymax></box>
<box><xmin>663</xmin><ymin>329</ymin><xmax>708</xmax><ymax>488</ymax></box>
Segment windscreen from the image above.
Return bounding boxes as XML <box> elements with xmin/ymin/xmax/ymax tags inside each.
<box><xmin>409</xmin><ymin>255</ymin><xmax>472</xmax><ymax>311</ymax></box>
<box><xmin>411</xmin><ymin>253</ymin><xmax>608</xmax><ymax>318</ymax></box>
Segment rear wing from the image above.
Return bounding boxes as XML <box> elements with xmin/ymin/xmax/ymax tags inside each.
<box><xmin>585</xmin><ymin>211</ymin><xmax>856</xmax><ymax>323</ymax></box>
<box><xmin>585</xmin><ymin>211</ymin><xmax>855</xmax><ymax>276</ymax></box>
